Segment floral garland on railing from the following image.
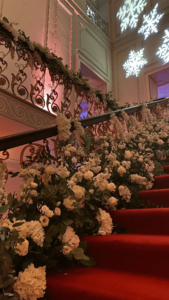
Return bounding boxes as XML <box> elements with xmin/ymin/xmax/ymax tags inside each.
<box><xmin>0</xmin><ymin>17</ymin><xmax>118</xmax><ymax>112</ymax></box>
<box><xmin>1</xmin><ymin>103</ymin><xmax>169</xmax><ymax>300</ymax></box>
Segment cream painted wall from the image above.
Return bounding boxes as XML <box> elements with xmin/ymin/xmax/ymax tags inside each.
<box><xmin>110</xmin><ymin>0</ymin><xmax>169</xmax><ymax>105</ymax></box>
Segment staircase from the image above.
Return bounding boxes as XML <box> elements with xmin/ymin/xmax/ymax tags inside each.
<box><xmin>47</xmin><ymin>171</ymin><xmax>169</xmax><ymax>300</ymax></box>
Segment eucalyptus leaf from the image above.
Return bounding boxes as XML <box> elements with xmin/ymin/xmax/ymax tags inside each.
<box><xmin>62</xmin><ymin>219</ymin><xmax>73</xmax><ymax>226</ymax></box>
<box><xmin>0</xmin><ymin>205</ymin><xmax>9</xmax><ymax>214</ymax></box>
<box><xmin>72</xmin><ymin>247</ymin><xmax>84</xmax><ymax>255</ymax></box>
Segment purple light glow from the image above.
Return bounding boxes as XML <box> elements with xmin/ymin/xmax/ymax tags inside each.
<box><xmin>158</xmin><ymin>83</ymin><xmax>169</xmax><ymax>98</ymax></box>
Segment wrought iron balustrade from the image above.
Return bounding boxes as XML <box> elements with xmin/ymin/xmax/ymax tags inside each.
<box><xmin>0</xmin><ymin>22</ymin><xmax>109</xmax><ymax>120</ymax></box>
<box><xmin>0</xmin><ymin>97</ymin><xmax>168</xmax><ymax>158</ymax></box>
<box><xmin>86</xmin><ymin>0</ymin><xmax>108</xmax><ymax>36</ymax></box>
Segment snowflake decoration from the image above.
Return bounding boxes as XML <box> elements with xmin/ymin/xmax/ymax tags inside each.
<box><xmin>123</xmin><ymin>48</ymin><xmax>147</xmax><ymax>78</ymax></box>
<box><xmin>117</xmin><ymin>0</ymin><xmax>147</xmax><ymax>33</ymax></box>
<box><xmin>138</xmin><ymin>3</ymin><xmax>164</xmax><ymax>40</ymax></box>
<box><xmin>156</xmin><ymin>29</ymin><xmax>169</xmax><ymax>65</ymax></box>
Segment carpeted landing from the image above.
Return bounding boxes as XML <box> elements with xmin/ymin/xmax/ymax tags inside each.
<box><xmin>47</xmin><ymin>171</ymin><xmax>169</xmax><ymax>300</ymax></box>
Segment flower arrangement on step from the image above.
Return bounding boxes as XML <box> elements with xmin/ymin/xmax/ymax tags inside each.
<box><xmin>110</xmin><ymin>104</ymin><xmax>169</xmax><ymax>176</ymax></box>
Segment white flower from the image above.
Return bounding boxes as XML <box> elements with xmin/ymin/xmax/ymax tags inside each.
<box><xmin>15</xmin><ymin>239</ymin><xmax>29</xmax><ymax>256</ymax></box>
<box><xmin>117</xmin><ymin>166</ymin><xmax>126</xmax><ymax>177</ymax></box>
<box><xmin>113</xmin><ymin>160</ymin><xmax>120</xmax><ymax>167</ymax></box>
<box><xmin>122</xmin><ymin>161</ymin><xmax>131</xmax><ymax>169</ymax></box>
<box><xmin>14</xmin><ymin>264</ymin><xmax>46</xmax><ymax>300</ymax></box>
<box><xmin>118</xmin><ymin>185</ymin><xmax>131</xmax><ymax>202</ymax></box>
<box><xmin>124</xmin><ymin>150</ymin><xmax>132</xmax><ymax>159</ymax></box>
<box><xmin>106</xmin><ymin>183</ymin><xmax>116</xmax><ymax>192</ymax></box>
<box><xmin>59</xmin><ymin>226</ymin><xmax>80</xmax><ymax>255</ymax></box>
<box><xmin>40</xmin><ymin>215</ymin><xmax>49</xmax><ymax>227</ymax></box>
<box><xmin>64</xmin><ymin>150</ymin><xmax>71</xmax><ymax>157</ymax></box>
<box><xmin>63</xmin><ymin>197</ymin><xmax>75</xmax><ymax>211</ymax></box>
<box><xmin>30</xmin><ymin>190</ymin><xmax>38</xmax><ymax>197</ymax></box>
<box><xmin>54</xmin><ymin>207</ymin><xmax>61</xmax><ymax>216</ymax></box>
<box><xmin>157</xmin><ymin>139</ymin><xmax>164</xmax><ymax>145</ymax></box>
<box><xmin>72</xmin><ymin>185</ymin><xmax>85</xmax><ymax>199</ymax></box>
<box><xmin>84</xmin><ymin>171</ymin><xmax>94</xmax><ymax>180</ymax></box>
<box><xmin>29</xmin><ymin>221</ymin><xmax>45</xmax><ymax>247</ymax></box>
<box><xmin>107</xmin><ymin>197</ymin><xmax>118</xmax><ymax>207</ymax></box>
<box><xmin>96</xmin><ymin>208</ymin><xmax>113</xmax><ymax>235</ymax></box>
<box><xmin>41</xmin><ymin>205</ymin><xmax>54</xmax><ymax>218</ymax></box>
<box><xmin>89</xmin><ymin>189</ymin><xmax>94</xmax><ymax>194</ymax></box>
<box><xmin>30</xmin><ymin>182</ymin><xmax>38</xmax><ymax>189</ymax></box>
<box><xmin>56</xmin><ymin>113</ymin><xmax>71</xmax><ymax>141</ymax></box>
<box><xmin>72</xmin><ymin>157</ymin><xmax>77</xmax><ymax>163</ymax></box>
<box><xmin>44</xmin><ymin>166</ymin><xmax>56</xmax><ymax>175</ymax></box>
<box><xmin>130</xmin><ymin>174</ymin><xmax>147</xmax><ymax>186</ymax></box>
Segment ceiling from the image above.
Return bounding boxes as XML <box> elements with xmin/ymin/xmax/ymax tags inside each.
<box><xmin>149</xmin><ymin>67</ymin><xmax>169</xmax><ymax>87</ymax></box>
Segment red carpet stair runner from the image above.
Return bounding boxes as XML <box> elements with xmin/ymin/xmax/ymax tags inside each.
<box><xmin>47</xmin><ymin>169</ymin><xmax>169</xmax><ymax>300</ymax></box>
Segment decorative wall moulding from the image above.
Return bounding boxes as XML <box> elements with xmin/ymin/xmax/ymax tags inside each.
<box><xmin>0</xmin><ymin>89</ymin><xmax>56</xmax><ymax>129</ymax></box>
<box><xmin>78</xmin><ymin>27</ymin><xmax>108</xmax><ymax>77</ymax></box>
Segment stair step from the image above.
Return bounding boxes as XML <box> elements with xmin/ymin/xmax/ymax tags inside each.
<box><xmin>153</xmin><ymin>175</ymin><xmax>169</xmax><ymax>189</ymax></box>
<box><xmin>163</xmin><ymin>165</ymin><xmax>169</xmax><ymax>174</ymax></box>
<box><xmin>81</xmin><ymin>234</ymin><xmax>169</xmax><ymax>277</ymax></box>
<box><xmin>110</xmin><ymin>208</ymin><xmax>169</xmax><ymax>235</ymax></box>
<box><xmin>139</xmin><ymin>188</ymin><xmax>169</xmax><ymax>207</ymax></box>
<box><xmin>47</xmin><ymin>268</ymin><xmax>169</xmax><ymax>300</ymax></box>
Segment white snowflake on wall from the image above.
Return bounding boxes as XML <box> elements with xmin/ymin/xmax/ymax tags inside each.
<box><xmin>138</xmin><ymin>3</ymin><xmax>164</xmax><ymax>40</ymax></box>
<box><xmin>117</xmin><ymin>0</ymin><xmax>147</xmax><ymax>33</ymax></box>
<box><xmin>156</xmin><ymin>29</ymin><xmax>169</xmax><ymax>64</ymax></box>
<box><xmin>123</xmin><ymin>48</ymin><xmax>147</xmax><ymax>77</ymax></box>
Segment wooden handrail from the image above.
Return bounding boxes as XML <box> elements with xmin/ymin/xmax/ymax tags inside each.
<box><xmin>0</xmin><ymin>97</ymin><xmax>168</xmax><ymax>151</ymax></box>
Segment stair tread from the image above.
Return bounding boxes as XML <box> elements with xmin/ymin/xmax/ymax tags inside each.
<box><xmin>47</xmin><ymin>267</ymin><xmax>169</xmax><ymax>300</ymax></box>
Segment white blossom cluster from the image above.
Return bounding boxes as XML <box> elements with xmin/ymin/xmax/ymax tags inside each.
<box><xmin>14</xmin><ymin>264</ymin><xmax>46</xmax><ymax>300</ymax></box>
<box><xmin>96</xmin><ymin>208</ymin><xmax>113</xmax><ymax>235</ymax></box>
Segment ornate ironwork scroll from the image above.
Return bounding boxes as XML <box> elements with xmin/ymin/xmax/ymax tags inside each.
<box><xmin>20</xmin><ymin>140</ymin><xmax>49</xmax><ymax>168</ymax></box>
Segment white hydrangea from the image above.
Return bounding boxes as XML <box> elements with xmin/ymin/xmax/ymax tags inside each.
<box><xmin>14</xmin><ymin>264</ymin><xmax>46</xmax><ymax>300</ymax></box>
<box><xmin>96</xmin><ymin>208</ymin><xmax>113</xmax><ymax>235</ymax></box>
<box><xmin>59</xmin><ymin>226</ymin><xmax>80</xmax><ymax>255</ymax></box>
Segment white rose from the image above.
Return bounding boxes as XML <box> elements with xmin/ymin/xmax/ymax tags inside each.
<box><xmin>15</xmin><ymin>239</ymin><xmax>29</xmax><ymax>256</ymax></box>
<box><xmin>106</xmin><ymin>183</ymin><xmax>116</xmax><ymax>192</ymax></box>
<box><xmin>54</xmin><ymin>207</ymin><xmax>61</xmax><ymax>216</ymax></box>
<box><xmin>41</xmin><ymin>205</ymin><xmax>54</xmax><ymax>217</ymax></box>
<box><xmin>72</xmin><ymin>186</ymin><xmax>85</xmax><ymax>199</ymax></box>
<box><xmin>84</xmin><ymin>171</ymin><xmax>94</xmax><ymax>180</ymax></box>
<box><xmin>71</xmin><ymin>157</ymin><xmax>77</xmax><ymax>163</ymax></box>
<box><xmin>117</xmin><ymin>166</ymin><xmax>126</xmax><ymax>177</ymax></box>
<box><xmin>63</xmin><ymin>197</ymin><xmax>75</xmax><ymax>211</ymax></box>
<box><xmin>45</xmin><ymin>166</ymin><xmax>56</xmax><ymax>175</ymax></box>
<box><xmin>107</xmin><ymin>197</ymin><xmax>118</xmax><ymax>207</ymax></box>
<box><xmin>64</xmin><ymin>150</ymin><xmax>71</xmax><ymax>157</ymax></box>
<box><xmin>124</xmin><ymin>150</ymin><xmax>132</xmax><ymax>160</ymax></box>
<box><xmin>30</xmin><ymin>182</ymin><xmax>38</xmax><ymax>189</ymax></box>
<box><xmin>113</xmin><ymin>160</ymin><xmax>120</xmax><ymax>167</ymax></box>
<box><xmin>157</xmin><ymin>139</ymin><xmax>164</xmax><ymax>145</ymax></box>
<box><xmin>30</xmin><ymin>190</ymin><xmax>38</xmax><ymax>197</ymax></box>
<box><xmin>40</xmin><ymin>215</ymin><xmax>49</xmax><ymax>227</ymax></box>
<box><xmin>89</xmin><ymin>189</ymin><xmax>94</xmax><ymax>194</ymax></box>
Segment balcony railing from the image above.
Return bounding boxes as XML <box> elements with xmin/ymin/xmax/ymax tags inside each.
<box><xmin>86</xmin><ymin>0</ymin><xmax>108</xmax><ymax>36</ymax></box>
<box><xmin>0</xmin><ymin>18</ymin><xmax>113</xmax><ymax>121</ymax></box>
